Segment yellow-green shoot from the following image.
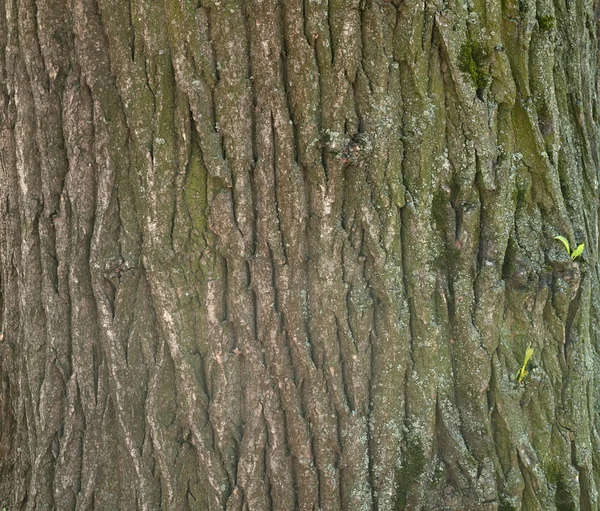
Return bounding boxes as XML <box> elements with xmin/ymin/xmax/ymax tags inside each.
<box><xmin>516</xmin><ymin>345</ymin><xmax>534</xmax><ymax>384</ymax></box>
<box><xmin>555</xmin><ymin>235</ymin><xmax>584</xmax><ymax>260</ymax></box>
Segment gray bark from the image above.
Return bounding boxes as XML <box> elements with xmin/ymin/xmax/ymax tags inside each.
<box><xmin>1</xmin><ymin>0</ymin><xmax>599</xmax><ymax>509</ymax></box>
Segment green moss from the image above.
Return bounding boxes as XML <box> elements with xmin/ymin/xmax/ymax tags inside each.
<box><xmin>459</xmin><ymin>44</ymin><xmax>479</xmax><ymax>81</ymax></box>
<box><xmin>394</xmin><ymin>438</ymin><xmax>427</xmax><ymax>510</ymax></box>
<box><xmin>499</xmin><ymin>500</ymin><xmax>517</xmax><ymax>511</ymax></box>
<box><xmin>183</xmin><ymin>144</ymin><xmax>208</xmax><ymax>242</ymax></box>
<box><xmin>458</xmin><ymin>41</ymin><xmax>491</xmax><ymax>93</ymax></box>
<box><xmin>404</xmin><ymin>438</ymin><xmax>427</xmax><ymax>479</ymax></box>
<box><xmin>555</xmin><ymin>474</ymin><xmax>577</xmax><ymax>511</ymax></box>
<box><xmin>537</xmin><ymin>16</ymin><xmax>555</xmax><ymax>32</ymax></box>
<box><xmin>393</xmin><ymin>467</ymin><xmax>407</xmax><ymax>511</ymax></box>
<box><xmin>518</xmin><ymin>0</ymin><xmax>528</xmax><ymax>14</ymax></box>
<box><xmin>545</xmin><ymin>461</ymin><xmax>560</xmax><ymax>484</ymax></box>
<box><xmin>545</xmin><ymin>463</ymin><xmax>577</xmax><ymax>511</ymax></box>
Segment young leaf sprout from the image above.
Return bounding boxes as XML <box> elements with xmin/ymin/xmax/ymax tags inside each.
<box><xmin>516</xmin><ymin>345</ymin><xmax>534</xmax><ymax>384</ymax></box>
<box><xmin>554</xmin><ymin>235</ymin><xmax>584</xmax><ymax>260</ymax></box>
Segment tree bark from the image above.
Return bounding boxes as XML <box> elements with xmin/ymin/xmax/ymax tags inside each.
<box><xmin>1</xmin><ymin>0</ymin><xmax>599</xmax><ymax>509</ymax></box>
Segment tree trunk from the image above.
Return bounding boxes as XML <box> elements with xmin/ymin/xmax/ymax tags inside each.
<box><xmin>1</xmin><ymin>0</ymin><xmax>599</xmax><ymax>509</ymax></box>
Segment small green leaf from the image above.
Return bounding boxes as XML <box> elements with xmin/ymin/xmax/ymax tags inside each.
<box><xmin>523</xmin><ymin>347</ymin><xmax>534</xmax><ymax>366</ymax></box>
<box><xmin>554</xmin><ymin>235</ymin><xmax>570</xmax><ymax>255</ymax></box>
<box><xmin>516</xmin><ymin>345</ymin><xmax>534</xmax><ymax>384</ymax></box>
<box><xmin>571</xmin><ymin>243</ymin><xmax>584</xmax><ymax>260</ymax></box>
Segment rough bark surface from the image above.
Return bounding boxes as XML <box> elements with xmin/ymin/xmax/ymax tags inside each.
<box><xmin>1</xmin><ymin>0</ymin><xmax>600</xmax><ymax>509</ymax></box>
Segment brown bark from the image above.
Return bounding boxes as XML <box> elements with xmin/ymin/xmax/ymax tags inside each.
<box><xmin>1</xmin><ymin>0</ymin><xmax>600</xmax><ymax>509</ymax></box>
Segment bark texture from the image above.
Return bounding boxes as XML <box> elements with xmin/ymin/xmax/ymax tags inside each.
<box><xmin>1</xmin><ymin>0</ymin><xmax>600</xmax><ymax>509</ymax></box>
